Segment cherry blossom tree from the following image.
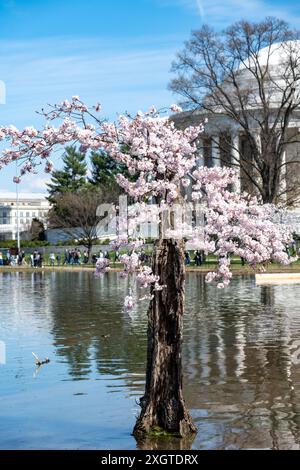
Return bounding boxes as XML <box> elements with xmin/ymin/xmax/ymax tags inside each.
<box><xmin>0</xmin><ymin>97</ymin><xmax>295</xmax><ymax>438</ymax></box>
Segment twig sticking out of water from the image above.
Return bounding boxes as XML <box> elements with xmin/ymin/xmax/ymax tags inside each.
<box><xmin>32</xmin><ymin>352</ymin><xmax>50</xmax><ymax>366</ymax></box>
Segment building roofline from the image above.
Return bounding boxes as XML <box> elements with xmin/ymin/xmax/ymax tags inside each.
<box><xmin>0</xmin><ymin>192</ymin><xmax>48</xmax><ymax>201</ymax></box>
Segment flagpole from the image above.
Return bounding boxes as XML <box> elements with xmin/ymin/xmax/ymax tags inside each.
<box><xmin>15</xmin><ymin>161</ymin><xmax>20</xmax><ymax>252</ymax></box>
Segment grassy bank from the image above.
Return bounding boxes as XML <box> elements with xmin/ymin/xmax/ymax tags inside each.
<box><xmin>1</xmin><ymin>258</ymin><xmax>300</xmax><ymax>275</ymax></box>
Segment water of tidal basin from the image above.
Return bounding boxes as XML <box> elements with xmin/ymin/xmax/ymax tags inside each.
<box><xmin>1</xmin><ymin>271</ymin><xmax>300</xmax><ymax>450</ymax></box>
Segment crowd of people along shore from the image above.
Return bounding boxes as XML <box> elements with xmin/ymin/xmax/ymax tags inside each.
<box><xmin>0</xmin><ymin>247</ymin><xmax>202</xmax><ymax>268</ymax></box>
<box><xmin>0</xmin><ymin>241</ymin><xmax>299</xmax><ymax>268</ymax></box>
<box><xmin>0</xmin><ymin>247</ymin><xmax>148</xmax><ymax>268</ymax></box>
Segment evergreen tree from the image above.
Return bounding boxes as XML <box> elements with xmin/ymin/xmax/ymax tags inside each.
<box><xmin>47</xmin><ymin>146</ymin><xmax>87</xmax><ymax>203</ymax></box>
<box><xmin>89</xmin><ymin>150</ymin><xmax>120</xmax><ymax>187</ymax></box>
<box><xmin>89</xmin><ymin>149</ymin><xmax>134</xmax><ymax>191</ymax></box>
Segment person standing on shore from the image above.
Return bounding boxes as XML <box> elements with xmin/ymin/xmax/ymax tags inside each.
<box><xmin>114</xmin><ymin>250</ymin><xmax>120</xmax><ymax>263</ymax></box>
<box><xmin>194</xmin><ymin>250</ymin><xmax>202</xmax><ymax>266</ymax></box>
<box><xmin>0</xmin><ymin>252</ymin><xmax>3</xmax><ymax>266</ymax></box>
<box><xmin>50</xmin><ymin>252</ymin><xmax>55</xmax><ymax>267</ymax></box>
<box><xmin>37</xmin><ymin>252</ymin><xmax>43</xmax><ymax>268</ymax></box>
<box><xmin>33</xmin><ymin>250</ymin><xmax>38</xmax><ymax>268</ymax></box>
<box><xmin>83</xmin><ymin>251</ymin><xmax>89</xmax><ymax>264</ymax></box>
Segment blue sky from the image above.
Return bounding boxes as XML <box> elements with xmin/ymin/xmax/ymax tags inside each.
<box><xmin>0</xmin><ymin>0</ymin><xmax>300</xmax><ymax>193</ymax></box>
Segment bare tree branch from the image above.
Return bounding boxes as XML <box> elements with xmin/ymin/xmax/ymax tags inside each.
<box><xmin>170</xmin><ymin>17</ymin><xmax>300</xmax><ymax>206</ymax></box>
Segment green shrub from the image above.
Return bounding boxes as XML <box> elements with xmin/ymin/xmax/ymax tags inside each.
<box><xmin>0</xmin><ymin>240</ymin><xmax>50</xmax><ymax>249</ymax></box>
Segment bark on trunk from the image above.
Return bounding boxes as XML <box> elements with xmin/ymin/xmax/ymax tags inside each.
<box><xmin>87</xmin><ymin>245</ymin><xmax>91</xmax><ymax>262</ymax></box>
<box><xmin>133</xmin><ymin>239</ymin><xmax>197</xmax><ymax>438</ymax></box>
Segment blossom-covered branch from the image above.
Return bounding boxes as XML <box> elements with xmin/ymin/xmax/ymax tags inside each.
<box><xmin>0</xmin><ymin>97</ymin><xmax>296</xmax><ymax>304</ymax></box>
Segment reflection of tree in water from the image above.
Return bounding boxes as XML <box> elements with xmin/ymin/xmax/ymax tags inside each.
<box><xmin>49</xmin><ymin>272</ymin><xmax>147</xmax><ymax>385</ymax></box>
<box><xmin>184</xmin><ymin>274</ymin><xmax>300</xmax><ymax>449</ymax></box>
<box><xmin>136</xmin><ymin>433</ymin><xmax>196</xmax><ymax>450</ymax></box>
<box><xmin>48</xmin><ymin>271</ymin><xmax>300</xmax><ymax>448</ymax></box>
<box><xmin>1</xmin><ymin>271</ymin><xmax>49</xmax><ymax>314</ymax></box>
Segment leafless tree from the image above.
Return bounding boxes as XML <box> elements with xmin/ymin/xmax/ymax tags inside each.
<box><xmin>169</xmin><ymin>17</ymin><xmax>300</xmax><ymax>206</ymax></box>
<box><xmin>48</xmin><ymin>187</ymin><xmax>120</xmax><ymax>259</ymax></box>
<box><xmin>29</xmin><ymin>218</ymin><xmax>46</xmax><ymax>241</ymax></box>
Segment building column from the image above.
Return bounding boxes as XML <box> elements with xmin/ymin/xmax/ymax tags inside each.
<box><xmin>231</xmin><ymin>133</ymin><xmax>241</xmax><ymax>193</ymax></box>
<box><xmin>253</xmin><ymin>130</ymin><xmax>261</xmax><ymax>154</ymax></box>
<box><xmin>196</xmin><ymin>137</ymin><xmax>204</xmax><ymax>167</ymax></box>
<box><xmin>281</xmin><ymin>149</ymin><xmax>287</xmax><ymax>204</ymax></box>
<box><xmin>211</xmin><ymin>135</ymin><xmax>221</xmax><ymax>167</ymax></box>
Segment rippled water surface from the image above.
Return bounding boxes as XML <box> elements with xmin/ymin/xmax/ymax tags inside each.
<box><xmin>1</xmin><ymin>271</ymin><xmax>300</xmax><ymax>449</ymax></box>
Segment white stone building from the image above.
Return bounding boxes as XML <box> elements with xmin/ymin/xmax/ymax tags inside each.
<box><xmin>0</xmin><ymin>192</ymin><xmax>50</xmax><ymax>241</ymax></box>
<box><xmin>172</xmin><ymin>41</ymin><xmax>300</xmax><ymax>232</ymax></box>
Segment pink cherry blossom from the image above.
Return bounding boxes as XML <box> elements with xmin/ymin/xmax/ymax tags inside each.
<box><xmin>0</xmin><ymin>98</ymin><xmax>295</xmax><ymax>309</ymax></box>
<box><xmin>124</xmin><ymin>295</ymin><xmax>135</xmax><ymax>311</ymax></box>
<box><xmin>95</xmin><ymin>258</ymin><xmax>110</xmax><ymax>276</ymax></box>
<box><xmin>170</xmin><ymin>104</ymin><xmax>183</xmax><ymax>113</ymax></box>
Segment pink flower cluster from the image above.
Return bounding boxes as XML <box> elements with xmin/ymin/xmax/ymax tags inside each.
<box><xmin>136</xmin><ymin>266</ymin><xmax>162</xmax><ymax>291</ymax></box>
<box><xmin>124</xmin><ymin>295</ymin><xmax>135</xmax><ymax>311</ymax></box>
<box><xmin>95</xmin><ymin>258</ymin><xmax>110</xmax><ymax>276</ymax></box>
<box><xmin>101</xmin><ymin>108</ymin><xmax>204</xmax><ymax>202</ymax></box>
<box><xmin>119</xmin><ymin>252</ymin><xmax>140</xmax><ymax>276</ymax></box>
<box><xmin>190</xmin><ymin>167</ymin><xmax>294</xmax><ymax>286</ymax></box>
<box><xmin>0</xmin><ymin>98</ymin><xmax>295</xmax><ymax>308</ymax></box>
<box><xmin>0</xmin><ymin>97</ymin><xmax>104</xmax><ymax>181</ymax></box>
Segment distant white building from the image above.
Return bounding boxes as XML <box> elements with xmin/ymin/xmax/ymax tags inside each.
<box><xmin>172</xmin><ymin>40</ymin><xmax>300</xmax><ymax>233</ymax></box>
<box><xmin>0</xmin><ymin>192</ymin><xmax>51</xmax><ymax>241</ymax></box>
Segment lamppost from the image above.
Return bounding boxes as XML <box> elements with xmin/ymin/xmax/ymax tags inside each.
<box><xmin>15</xmin><ymin>162</ymin><xmax>20</xmax><ymax>253</ymax></box>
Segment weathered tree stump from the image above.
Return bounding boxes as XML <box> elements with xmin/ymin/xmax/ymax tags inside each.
<box><xmin>133</xmin><ymin>239</ymin><xmax>197</xmax><ymax>438</ymax></box>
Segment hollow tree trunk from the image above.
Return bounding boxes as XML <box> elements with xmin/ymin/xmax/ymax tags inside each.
<box><xmin>87</xmin><ymin>243</ymin><xmax>92</xmax><ymax>263</ymax></box>
<box><xmin>261</xmin><ymin>165</ymin><xmax>276</xmax><ymax>204</ymax></box>
<box><xmin>133</xmin><ymin>239</ymin><xmax>197</xmax><ymax>438</ymax></box>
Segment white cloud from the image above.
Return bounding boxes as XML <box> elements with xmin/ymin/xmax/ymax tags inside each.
<box><xmin>156</xmin><ymin>0</ymin><xmax>300</xmax><ymax>26</ymax></box>
<box><xmin>0</xmin><ymin>34</ymin><xmax>185</xmax><ymax>191</ymax></box>
<box><xmin>25</xmin><ymin>174</ymin><xmax>51</xmax><ymax>193</ymax></box>
<box><xmin>1</xmin><ymin>1</ymin><xmax>300</xmax><ymax>192</ymax></box>
<box><xmin>156</xmin><ymin>0</ymin><xmax>199</xmax><ymax>13</ymax></box>
<box><xmin>196</xmin><ymin>0</ymin><xmax>205</xmax><ymax>18</ymax></box>
<box><xmin>201</xmin><ymin>0</ymin><xmax>300</xmax><ymax>25</ymax></box>
<box><xmin>0</xmin><ymin>34</ymin><xmax>181</xmax><ymax>128</ymax></box>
